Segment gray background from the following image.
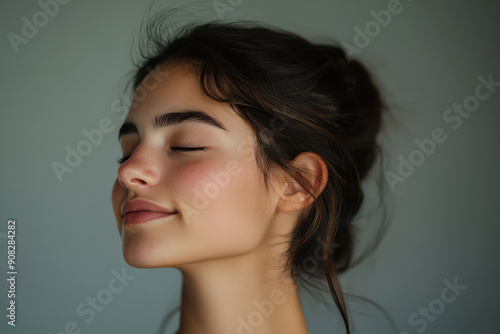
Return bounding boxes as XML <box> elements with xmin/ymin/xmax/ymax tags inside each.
<box><xmin>1</xmin><ymin>0</ymin><xmax>499</xmax><ymax>333</ymax></box>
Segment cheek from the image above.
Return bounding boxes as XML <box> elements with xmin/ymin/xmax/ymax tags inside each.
<box><xmin>173</xmin><ymin>155</ymin><xmax>272</xmax><ymax>254</ymax></box>
<box><xmin>169</xmin><ymin>158</ymin><xmax>234</xmax><ymax>216</ymax></box>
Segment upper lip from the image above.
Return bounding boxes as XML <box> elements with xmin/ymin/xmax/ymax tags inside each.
<box><xmin>121</xmin><ymin>199</ymin><xmax>176</xmax><ymax>217</ymax></box>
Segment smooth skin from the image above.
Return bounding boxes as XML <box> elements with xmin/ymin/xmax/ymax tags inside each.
<box><xmin>111</xmin><ymin>60</ymin><xmax>328</xmax><ymax>334</ymax></box>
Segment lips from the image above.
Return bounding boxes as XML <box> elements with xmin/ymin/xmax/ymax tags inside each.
<box><xmin>121</xmin><ymin>199</ymin><xmax>177</xmax><ymax>226</ymax></box>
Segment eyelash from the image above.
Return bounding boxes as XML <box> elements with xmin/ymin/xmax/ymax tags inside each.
<box><xmin>116</xmin><ymin>147</ymin><xmax>206</xmax><ymax>165</ymax></box>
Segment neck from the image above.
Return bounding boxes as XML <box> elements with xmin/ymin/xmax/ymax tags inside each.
<box><xmin>176</xmin><ymin>249</ymin><xmax>309</xmax><ymax>334</ymax></box>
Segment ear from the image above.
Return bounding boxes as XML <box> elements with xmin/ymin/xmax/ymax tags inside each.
<box><xmin>276</xmin><ymin>152</ymin><xmax>329</xmax><ymax>213</ymax></box>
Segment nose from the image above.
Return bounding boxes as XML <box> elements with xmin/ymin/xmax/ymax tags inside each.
<box><xmin>117</xmin><ymin>144</ymin><xmax>160</xmax><ymax>190</ymax></box>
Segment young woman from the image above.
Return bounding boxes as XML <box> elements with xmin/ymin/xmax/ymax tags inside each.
<box><xmin>111</xmin><ymin>9</ymin><xmax>387</xmax><ymax>334</ymax></box>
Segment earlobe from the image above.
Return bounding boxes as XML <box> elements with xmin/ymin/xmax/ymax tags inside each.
<box><xmin>276</xmin><ymin>152</ymin><xmax>328</xmax><ymax>213</ymax></box>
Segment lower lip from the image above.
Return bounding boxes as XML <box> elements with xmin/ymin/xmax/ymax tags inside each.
<box><xmin>123</xmin><ymin>211</ymin><xmax>176</xmax><ymax>226</ymax></box>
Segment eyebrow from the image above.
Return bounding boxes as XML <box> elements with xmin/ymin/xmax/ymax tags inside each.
<box><xmin>118</xmin><ymin>109</ymin><xmax>228</xmax><ymax>140</ymax></box>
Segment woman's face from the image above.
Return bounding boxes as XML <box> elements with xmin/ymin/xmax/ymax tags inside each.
<box><xmin>111</xmin><ymin>61</ymin><xmax>282</xmax><ymax>268</ymax></box>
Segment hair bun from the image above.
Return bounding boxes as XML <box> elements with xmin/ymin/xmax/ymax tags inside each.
<box><xmin>344</xmin><ymin>57</ymin><xmax>384</xmax><ymax>180</ymax></box>
<box><xmin>314</xmin><ymin>44</ymin><xmax>384</xmax><ymax>180</ymax></box>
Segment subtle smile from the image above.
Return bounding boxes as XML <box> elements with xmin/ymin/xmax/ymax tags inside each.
<box><xmin>123</xmin><ymin>211</ymin><xmax>176</xmax><ymax>226</ymax></box>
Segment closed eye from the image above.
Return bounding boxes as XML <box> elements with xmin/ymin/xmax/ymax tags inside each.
<box><xmin>171</xmin><ymin>146</ymin><xmax>206</xmax><ymax>152</ymax></box>
<box><xmin>116</xmin><ymin>147</ymin><xmax>206</xmax><ymax>165</ymax></box>
<box><xmin>117</xmin><ymin>156</ymin><xmax>130</xmax><ymax>165</ymax></box>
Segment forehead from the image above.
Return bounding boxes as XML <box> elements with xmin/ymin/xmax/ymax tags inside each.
<box><xmin>126</xmin><ymin>61</ymin><xmax>246</xmax><ymax>134</ymax></box>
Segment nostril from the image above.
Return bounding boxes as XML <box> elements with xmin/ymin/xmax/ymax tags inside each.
<box><xmin>131</xmin><ymin>178</ymin><xmax>147</xmax><ymax>185</ymax></box>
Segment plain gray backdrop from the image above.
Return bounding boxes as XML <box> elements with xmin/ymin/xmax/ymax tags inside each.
<box><xmin>1</xmin><ymin>0</ymin><xmax>499</xmax><ymax>333</ymax></box>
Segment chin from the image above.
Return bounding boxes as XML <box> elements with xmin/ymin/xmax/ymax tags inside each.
<box><xmin>121</xmin><ymin>233</ymin><xmax>186</xmax><ymax>268</ymax></box>
<box><xmin>122</xmin><ymin>235</ymin><xmax>162</xmax><ymax>268</ymax></box>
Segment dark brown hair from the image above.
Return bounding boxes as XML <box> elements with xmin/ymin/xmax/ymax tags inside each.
<box><xmin>128</xmin><ymin>8</ymin><xmax>387</xmax><ymax>334</ymax></box>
